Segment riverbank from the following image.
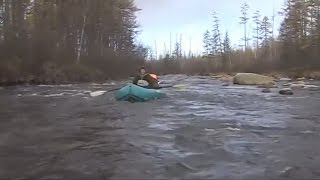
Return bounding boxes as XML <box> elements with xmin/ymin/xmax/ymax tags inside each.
<box><xmin>1</xmin><ymin>68</ymin><xmax>320</xmax><ymax>87</ymax></box>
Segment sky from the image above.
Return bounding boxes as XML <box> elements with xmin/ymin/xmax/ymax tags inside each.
<box><xmin>134</xmin><ymin>0</ymin><xmax>285</xmax><ymax>57</ymax></box>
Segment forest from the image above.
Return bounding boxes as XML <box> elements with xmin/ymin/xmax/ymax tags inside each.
<box><xmin>0</xmin><ymin>0</ymin><xmax>147</xmax><ymax>85</ymax></box>
<box><xmin>150</xmin><ymin>0</ymin><xmax>320</xmax><ymax>76</ymax></box>
<box><xmin>0</xmin><ymin>0</ymin><xmax>320</xmax><ymax>85</ymax></box>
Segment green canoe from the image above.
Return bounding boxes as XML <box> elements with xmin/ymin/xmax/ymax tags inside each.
<box><xmin>115</xmin><ymin>83</ymin><xmax>166</xmax><ymax>102</ymax></box>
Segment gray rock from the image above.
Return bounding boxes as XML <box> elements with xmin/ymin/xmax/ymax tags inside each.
<box><xmin>279</xmin><ymin>88</ymin><xmax>293</xmax><ymax>95</ymax></box>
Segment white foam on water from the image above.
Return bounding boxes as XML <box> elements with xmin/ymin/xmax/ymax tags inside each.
<box><xmin>303</xmin><ymin>85</ymin><xmax>319</xmax><ymax>89</ymax></box>
<box><xmin>225</xmin><ymin>127</ymin><xmax>241</xmax><ymax>131</ymax></box>
<box><xmin>57</xmin><ymin>84</ymin><xmax>73</xmax><ymax>87</ymax></box>
<box><xmin>71</xmin><ymin>93</ymin><xmax>86</xmax><ymax>97</ymax></box>
<box><xmin>286</xmin><ymin>96</ymin><xmax>309</xmax><ymax>99</ymax></box>
<box><xmin>63</xmin><ymin>90</ymin><xmax>79</xmax><ymax>92</ymax></box>
<box><xmin>38</xmin><ymin>84</ymin><xmax>73</xmax><ymax>87</ymax></box>
<box><xmin>102</xmin><ymin>82</ymin><xmax>116</xmax><ymax>86</ymax></box>
<box><xmin>204</xmin><ymin>128</ymin><xmax>216</xmax><ymax>132</ymax></box>
<box><xmin>148</xmin><ymin>123</ymin><xmax>173</xmax><ymax>131</ymax></box>
<box><xmin>43</xmin><ymin>93</ymin><xmax>69</xmax><ymax>97</ymax></box>
<box><xmin>90</xmin><ymin>91</ymin><xmax>106</xmax><ymax>97</ymax></box>
<box><xmin>38</xmin><ymin>85</ymin><xmax>55</xmax><ymax>87</ymax></box>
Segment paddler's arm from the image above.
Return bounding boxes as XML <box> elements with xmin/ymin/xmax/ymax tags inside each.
<box><xmin>132</xmin><ymin>75</ymin><xmax>139</xmax><ymax>85</ymax></box>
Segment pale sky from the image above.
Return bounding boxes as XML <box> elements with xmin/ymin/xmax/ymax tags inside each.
<box><xmin>134</xmin><ymin>0</ymin><xmax>285</xmax><ymax>57</ymax></box>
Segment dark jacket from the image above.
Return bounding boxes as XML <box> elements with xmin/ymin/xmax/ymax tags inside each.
<box><xmin>133</xmin><ymin>73</ymin><xmax>159</xmax><ymax>88</ymax></box>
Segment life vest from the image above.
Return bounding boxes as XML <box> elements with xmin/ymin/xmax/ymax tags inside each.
<box><xmin>149</xmin><ymin>73</ymin><xmax>158</xmax><ymax>80</ymax></box>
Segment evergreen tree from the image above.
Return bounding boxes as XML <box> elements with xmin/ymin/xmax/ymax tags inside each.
<box><xmin>202</xmin><ymin>30</ymin><xmax>211</xmax><ymax>57</ymax></box>
<box><xmin>211</xmin><ymin>10</ymin><xmax>223</xmax><ymax>57</ymax></box>
<box><xmin>223</xmin><ymin>31</ymin><xmax>232</xmax><ymax>70</ymax></box>
<box><xmin>260</xmin><ymin>16</ymin><xmax>272</xmax><ymax>47</ymax></box>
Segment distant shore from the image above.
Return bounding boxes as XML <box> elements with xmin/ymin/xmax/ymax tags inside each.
<box><xmin>1</xmin><ymin>69</ymin><xmax>319</xmax><ymax>87</ymax></box>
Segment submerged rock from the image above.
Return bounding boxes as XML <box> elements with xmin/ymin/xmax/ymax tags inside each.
<box><xmin>279</xmin><ymin>88</ymin><xmax>293</xmax><ymax>95</ymax></box>
<box><xmin>211</xmin><ymin>75</ymin><xmax>223</xmax><ymax>79</ymax></box>
<box><xmin>290</xmin><ymin>81</ymin><xmax>306</xmax><ymax>89</ymax></box>
<box><xmin>257</xmin><ymin>84</ymin><xmax>277</xmax><ymax>88</ymax></box>
<box><xmin>233</xmin><ymin>73</ymin><xmax>275</xmax><ymax>85</ymax></box>
<box><xmin>290</xmin><ymin>84</ymin><xmax>305</xmax><ymax>89</ymax></box>
<box><xmin>262</xmin><ymin>88</ymin><xmax>271</xmax><ymax>93</ymax></box>
<box><xmin>219</xmin><ymin>75</ymin><xmax>234</xmax><ymax>82</ymax></box>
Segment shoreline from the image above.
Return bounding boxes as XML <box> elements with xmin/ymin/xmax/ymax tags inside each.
<box><xmin>1</xmin><ymin>70</ymin><xmax>319</xmax><ymax>87</ymax></box>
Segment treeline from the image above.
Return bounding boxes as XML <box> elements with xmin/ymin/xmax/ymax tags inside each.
<box><xmin>0</xmin><ymin>0</ymin><xmax>146</xmax><ymax>85</ymax></box>
<box><xmin>1</xmin><ymin>0</ymin><xmax>319</xmax><ymax>84</ymax></box>
<box><xmin>150</xmin><ymin>0</ymin><xmax>320</xmax><ymax>75</ymax></box>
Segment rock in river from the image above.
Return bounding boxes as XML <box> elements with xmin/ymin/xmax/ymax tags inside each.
<box><xmin>279</xmin><ymin>77</ymin><xmax>292</xmax><ymax>81</ymax></box>
<box><xmin>279</xmin><ymin>88</ymin><xmax>293</xmax><ymax>95</ymax></box>
<box><xmin>262</xmin><ymin>88</ymin><xmax>271</xmax><ymax>93</ymax></box>
<box><xmin>233</xmin><ymin>73</ymin><xmax>275</xmax><ymax>85</ymax></box>
<box><xmin>257</xmin><ymin>84</ymin><xmax>277</xmax><ymax>88</ymax></box>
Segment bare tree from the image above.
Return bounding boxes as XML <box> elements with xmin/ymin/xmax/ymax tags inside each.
<box><xmin>239</xmin><ymin>2</ymin><xmax>250</xmax><ymax>51</ymax></box>
<box><xmin>252</xmin><ymin>10</ymin><xmax>262</xmax><ymax>59</ymax></box>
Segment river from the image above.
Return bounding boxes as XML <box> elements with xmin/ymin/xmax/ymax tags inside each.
<box><xmin>0</xmin><ymin>75</ymin><xmax>320</xmax><ymax>179</ymax></box>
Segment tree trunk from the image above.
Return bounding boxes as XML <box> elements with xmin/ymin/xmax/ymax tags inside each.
<box><xmin>77</xmin><ymin>14</ymin><xmax>86</xmax><ymax>64</ymax></box>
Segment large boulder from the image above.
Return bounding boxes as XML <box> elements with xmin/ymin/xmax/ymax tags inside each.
<box><xmin>233</xmin><ymin>73</ymin><xmax>275</xmax><ymax>85</ymax></box>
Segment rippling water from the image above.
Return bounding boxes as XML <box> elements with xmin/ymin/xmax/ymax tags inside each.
<box><xmin>0</xmin><ymin>75</ymin><xmax>320</xmax><ymax>179</ymax></box>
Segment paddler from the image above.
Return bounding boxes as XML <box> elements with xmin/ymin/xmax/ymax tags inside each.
<box><xmin>133</xmin><ymin>66</ymin><xmax>160</xmax><ymax>89</ymax></box>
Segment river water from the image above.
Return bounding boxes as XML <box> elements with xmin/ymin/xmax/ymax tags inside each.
<box><xmin>0</xmin><ymin>75</ymin><xmax>320</xmax><ymax>179</ymax></box>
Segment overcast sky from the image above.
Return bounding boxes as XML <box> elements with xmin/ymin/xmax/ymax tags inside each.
<box><xmin>134</xmin><ymin>0</ymin><xmax>285</xmax><ymax>56</ymax></box>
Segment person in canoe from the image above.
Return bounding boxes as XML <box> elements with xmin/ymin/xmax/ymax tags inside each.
<box><xmin>133</xmin><ymin>66</ymin><xmax>160</xmax><ymax>89</ymax></box>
